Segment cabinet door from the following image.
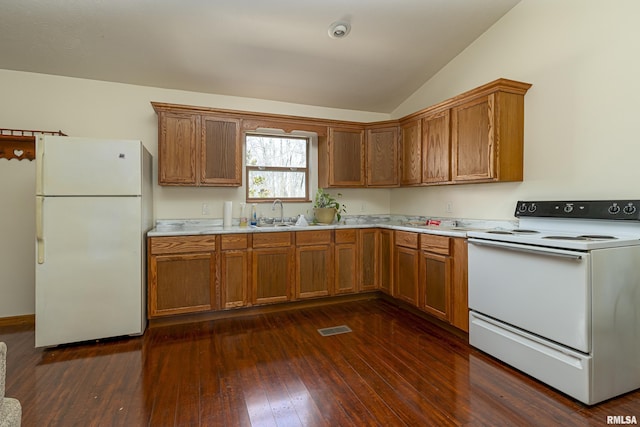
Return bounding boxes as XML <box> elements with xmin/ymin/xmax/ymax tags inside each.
<box><xmin>378</xmin><ymin>229</ymin><xmax>394</xmax><ymax>294</ymax></box>
<box><xmin>400</xmin><ymin>119</ymin><xmax>422</xmax><ymax>185</ymax></box>
<box><xmin>335</xmin><ymin>244</ymin><xmax>357</xmax><ymax>294</ymax></box>
<box><xmin>419</xmin><ymin>252</ymin><xmax>451</xmax><ymax>321</ymax></box>
<box><xmin>201</xmin><ymin>116</ymin><xmax>242</xmax><ymax>186</ymax></box>
<box><xmin>451</xmin><ymin>95</ymin><xmax>493</xmax><ymax>181</ymax></box>
<box><xmin>252</xmin><ymin>247</ymin><xmax>292</xmax><ymax>305</ymax></box>
<box><xmin>328</xmin><ymin>127</ymin><xmax>365</xmax><ymax>186</ymax></box>
<box><xmin>148</xmin><ymin>253</ymin><xmax>215</xmax><ymax>317</ymax></box>
<box><xmin>422</xmin><ymin>110</ymin><xmax>451</xmax><ymax>184</ymax></box>
<box><xmin>366</xmin><ymin>127</ymin><xmax>399</xmax><ymax>187</ymax></box>
<box><xmin>359</xmin><ymin>229</ymin><xmax>378</xmax><ymax>291</ymax></box>
<box><xmin>221</xmin><ymin>250</ymin><xmax>249</xmax><ymax>309</ymax></box>
<box><xmin>334</xmin><ymin>229</ymin><xmax>358</xmax><ymax>294</ymax></box>
<box><xmin>450</xmin><ymin>238</ymin><xmax>469</xmax><ymax>332</ymax></box>
<box><xmin>296</xmin><ymin>245</ymin><xmax>332</xmax><ymax>299</ymax></box>
<box><xmin>158</xmin><ymin>112</ymin><xmax>199</xmax><ymax>185</ymax></box>
<box><xmin>395</xmin><ymin>246</ymin><xmax>419</xmax><ymax>306</ymax></box>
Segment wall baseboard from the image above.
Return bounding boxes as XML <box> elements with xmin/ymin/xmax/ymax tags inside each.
<box><xmin>0</xmin><ymin>314</ymin><xmax>35</xmax><ymax>327</ymax></box>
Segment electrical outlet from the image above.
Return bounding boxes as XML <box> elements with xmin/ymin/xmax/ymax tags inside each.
<box><xmin>446</xmin><ymin>202</ymin><xmax>453</xmax><ymax>213</ymax></box>
<box><xmin>202</xmin><ymin>202</ymin><xmax>210</xmax><ymax>216</ymax></box>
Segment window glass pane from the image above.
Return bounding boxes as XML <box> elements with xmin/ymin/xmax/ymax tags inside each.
<box><xmin>246</xmin><ymin>135</ymin><xmax>307</xmax><ymax>168</ymax></box>
<box><xmin>248</xmin><ymin>170</ymin><xmax>306</xmax><ymax>199</ymax></box>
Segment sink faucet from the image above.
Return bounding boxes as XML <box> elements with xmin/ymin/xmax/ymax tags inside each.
<box><xmin>272</xmin><ymin>199</ymin><xmax>284</xmax><ymax>224</ymax></box>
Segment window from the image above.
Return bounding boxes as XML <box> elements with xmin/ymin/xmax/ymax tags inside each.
<box><xmin>245</xmin><ymin>134</ymin><xmax>309</xmax><ymax>202</ymax></box>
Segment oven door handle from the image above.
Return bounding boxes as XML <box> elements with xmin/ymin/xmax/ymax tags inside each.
<box><xmin>468</xmin><ymin>239</ymin><xmax>585</xmax><ymax>260</ymax></box>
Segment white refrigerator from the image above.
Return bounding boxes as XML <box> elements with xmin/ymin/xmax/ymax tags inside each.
<box><xmin>35</xmin><ymin>135</ymin><xmax>153</xmax><ymax>347</ymax></box>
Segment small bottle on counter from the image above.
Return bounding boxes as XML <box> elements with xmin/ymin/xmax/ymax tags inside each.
<box><xmin>239</xmin><ymin>203</ymin><xmax>248</xmax><ymax>227</ymax></box>
<box><xmin>250</xmin><ymin>203</ymin><xmax>258</xmax><ymax>226</ymax></box>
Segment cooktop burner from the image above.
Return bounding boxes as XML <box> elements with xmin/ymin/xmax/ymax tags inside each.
<box><xmin>543</xmin><ymin>235</ymin><xmax>588</xmax><ymax>241</ymax></box>
<box><xmin>541</xmin><ymin>235</ymin><xmax>617</xmax><ymax>241</ymax></box>
<box><xmin>486</xmin><ymin>229</ymin><xmax>541</xmax><ymax>235</ymax></box>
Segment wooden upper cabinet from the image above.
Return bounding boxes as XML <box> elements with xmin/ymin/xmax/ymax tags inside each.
<box><xmin>158</xmin><ymin>112</ymin><xmax>199</xmax><ymax>185</ymax></box>
<box><xmin>200</xmin><ymin>116</ymin><xmax>242</xmax><ymax>186</ymax></box>
<box><xmin>400</xmin><ymin>119</ymin><xmax>422</xmax><ymax>185</ymax></box>
<box><xmin>153</xmin><ymin>78</ymin><xmax>530</xmax><ymax>188</ymax></box>
<box><xmin>451</xmin><ymin>90</ymin><xmax>525</xmax><ymax>183</ymax></box>
<box><xmin>366</xmin><ymin>126</ymin><xmax>399</xmax><ymax>187</ymax></box>
<box><xmin>422</xmin><ymin>110</ymin><xmax>451</xmax><ymax>184</ymax></box>
<box><xmin>321</xmin><ymin>125</ymin><xmax>399</xmax><ymax>188</ymax></box>
<box><xmin>154</xmin><ymin>104</ymin><xmax>242</xmax><ymax>186</ymax></box>
<box><xmin>326</xmin><ymin>127</ymin><xmax>366</xmax><ymax>187</ymax></box>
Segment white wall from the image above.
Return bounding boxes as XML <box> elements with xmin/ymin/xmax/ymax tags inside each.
<box><xmin>0</xmin><ymin>159</ymin><xmax>35</xmax><ymax>316</ymax></box>
<box><xmin>0</xmin><ymin>70</ymin><xmax>389</xmax><ymax>317</ymax></box>
<box><xmin>390</xmin><ymin>0</ymin><xmax>640</xmax><ymax>219</ymax></box>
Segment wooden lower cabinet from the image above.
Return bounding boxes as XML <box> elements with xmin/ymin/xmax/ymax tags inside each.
<box><xmin>296</xmin><ymin>246</ymin><xmax>332</xmax><ymax>299</ymax></box>
<box><xmin>378</xmin><ymin>229</ymin><xmax>394</xmax><ymax>294</ymax></box>
<box><xmin>450</xmin><ymin>238</ymin><xmax>469</xmax><ymax>332</ymax></box>
<box><xmin>394</xmin><ymin>231</ymin><xmax>420</xmax><ymax>306</ymax></box>
<box><xmin>395</xmin><ymin>246</ymin><xmax>419</xmax><ymax>306</ymax></box>
<box><xmin>334</xmin><ymin>229</ymin><xmax>358</xmax><ymax>294</ymax></box>
<box><xmin>252</xmin><ymin>232</ymin><xmax>293</xmax><ymax>305</ymax></box>
<box><xmin>296</xmin><ymin>230</ymin><xmax>333</xmax><ymax>299</ymax></box>
<box><xmin>359</xmin><ymin>229</ymin><xmax>378</xmax><ymax>291</ymax></box>
<box><xmin>419</xmin><ymin>251</ymin><xmax>452</xmax><ymax>321</ymax></box>
<box><xmin>418</xmin><ymin>234</ymin><xmax>452</xmax><ymax>322</ymax></box>
<box><xmin>148</xmin><ymin>236</ymin><xmax>217</xmax><ymax>318</ymax></box>
<box><xmin>252</xmin><ymin>248</ymin><xmax>292</xmax><ymax>304</ymax></box>
<box><xmin>220</xmin><ymin>234</ymin><xmax>250</xmax><ymax>309</ymax></box>
<box><xmin>148</xmin><ymin>228</ymin><xmax>469</xmax><ymax>333</ymax></box>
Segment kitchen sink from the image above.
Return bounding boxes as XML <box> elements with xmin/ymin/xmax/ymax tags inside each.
<box><xmin>257</xmin><ymin>222</ymin><xmax>295</xmax><ymax>228</ymax></box>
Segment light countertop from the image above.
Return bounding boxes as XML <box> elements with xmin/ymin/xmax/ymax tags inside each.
<box><xmin>147</xmin><ymin>215</ymin><xmax>517</xmax><ymax>239</ymax></box>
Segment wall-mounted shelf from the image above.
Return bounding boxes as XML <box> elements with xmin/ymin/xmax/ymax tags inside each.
<box><xmin>0</xmin><ymin>129</ymin><xmax>67</xmax><ymax>161</ymax></box>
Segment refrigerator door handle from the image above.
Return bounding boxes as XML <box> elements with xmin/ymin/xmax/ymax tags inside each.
<box><xmin>36</xmin><ymin>135</ymin><xmax>45</xmax><ymax>195</ymax></box>
<box><xmin>36</xmin><ymin>196</ymin><xmax>45</xmax><ymax>264</ymax></box>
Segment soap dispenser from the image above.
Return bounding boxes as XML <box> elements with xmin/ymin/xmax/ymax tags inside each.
<box><xmin>250</xmin><ymin>203</ymin><xmax>257</xmax><ymax>226</ymax></box>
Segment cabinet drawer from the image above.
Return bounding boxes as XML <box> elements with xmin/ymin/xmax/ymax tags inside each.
<box><xmin>150</xmin><ymin>235</ymin><xmax>216</xmax><ymax>255</ymax></box>
<box><xmin>395</xmin><ymin>231</ymin><xmax>419</xmax><ymax>249</ymax></box>
<box><xmin>296</xmin><ymin>230</ymin><xmax>332</xmax><ymax>246</ymax></box>
<box><xmin>253</xmin><ymin>232</ymin><xmax>293</xmax><ymax>248</ymax></box>
<box><xmin>420</xmin><ymin>234</ymin><xmax>451</xmax><ymax>255</ymax></box>
<box><xmin>221</xmin><ymin>234</ymin><xmax>249</xmax><ymax>250</ymax></box>
<box><xmin>335</xmin><ymin>229</ymin><xmax>357</xmax><ymax>244</ymax></box>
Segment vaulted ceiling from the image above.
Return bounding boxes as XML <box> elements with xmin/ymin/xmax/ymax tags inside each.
<box><xmin>0</xmin><ymin>0</ymin><xmax>520</xmax><ymax>113</ymax></box>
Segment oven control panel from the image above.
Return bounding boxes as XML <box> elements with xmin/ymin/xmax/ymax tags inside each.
<box><xmin>515</xmin><ymin>200</ymin><xmax>640</xmax><ymax>220</ymax></box>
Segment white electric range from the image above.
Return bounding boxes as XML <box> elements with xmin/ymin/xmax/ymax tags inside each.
<box><xmin>467</xmin><ymin>200</ymin><xmax>640</xmax><ymax>405</ymax></box>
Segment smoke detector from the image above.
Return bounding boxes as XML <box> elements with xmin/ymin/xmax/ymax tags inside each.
<box><xmin>328</xmin><ymin>21</ymin><xmax>351</xmax><ymax>39</ymax></box>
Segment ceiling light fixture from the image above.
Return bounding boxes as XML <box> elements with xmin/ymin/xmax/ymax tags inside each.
<box><xmin>328</xmin><ymin>21</ymin><xmax>351</xmax><ymax>39</ymax></box>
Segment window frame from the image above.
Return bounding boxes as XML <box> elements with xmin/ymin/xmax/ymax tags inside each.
<box><xmin>245</xmin><ymin>132</ymin><xmax>311</xmax><ymax>203</ymax></box>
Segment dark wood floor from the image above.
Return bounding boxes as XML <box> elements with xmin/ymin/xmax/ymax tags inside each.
<box><xmin>1</xmin><ymin>299</ymin><xmax>639</xmax><ymax>426</ymax></box>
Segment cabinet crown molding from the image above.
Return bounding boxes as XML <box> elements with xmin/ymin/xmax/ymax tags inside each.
<box><xmin>151</xmin><ymin>78</ymin><xmax>531</xmax><ymax>129</ymax></box>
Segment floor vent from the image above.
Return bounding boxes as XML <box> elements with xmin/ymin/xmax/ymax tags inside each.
<box><xmin>317</xmin><ymin>325</ymin><xmax>352</xmax><ymax>337</ymax></box>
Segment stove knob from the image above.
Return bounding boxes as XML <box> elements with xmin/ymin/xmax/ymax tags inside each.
<box><xmin>608</xmin><ymin>203</ymin><xmax>621</xmax><ymax>214</ymax></box>
<box><xmin>563</xmin><ymin>204</ymin><xmax>574</xmax><ymax>213</ymax></box>
<box><xmin>517</xmin><ymin>203</ymin><xmax>528</xmax><ymax>213</ymax></box>
<box><xmin>623</xmin><ymin>203</ymin><xmax>637</xmax><ymax>215</ymax></box>
<box><xmin>528</xmin><ymin>203</ymin><xmax>537</xmax><ymax>213</ymax></box>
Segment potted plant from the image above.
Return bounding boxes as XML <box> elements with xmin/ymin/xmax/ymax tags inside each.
<box><xmin>313</xmin><ymin>188</ymin><xmax>347</xmax><ymax>224</ymax></box>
